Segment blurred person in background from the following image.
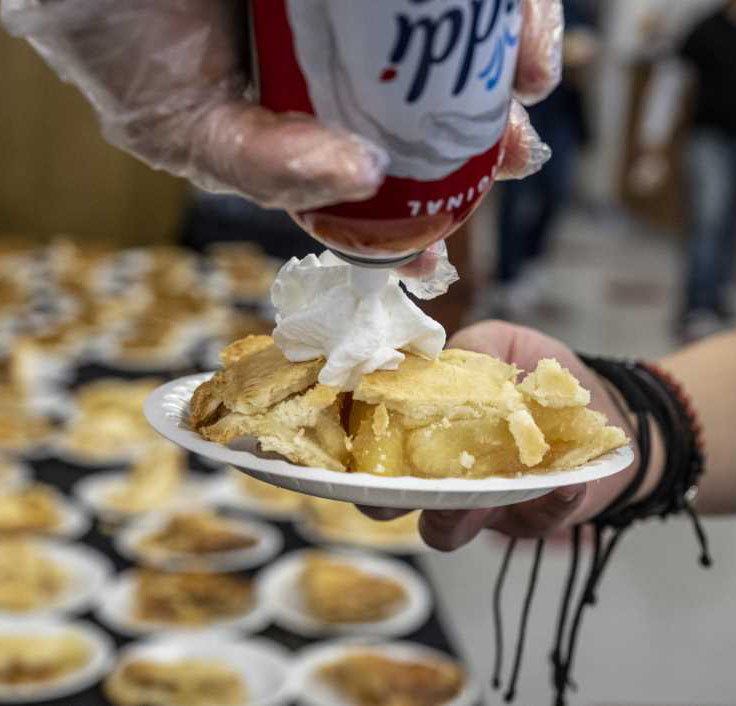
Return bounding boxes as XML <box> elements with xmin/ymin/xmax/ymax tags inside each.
<box><xmin>179</xmin><ymin>189</ymin><xmax>315</xmax><ymax>261</ymax></box>
<box><xmin>632</xmin><ymin>0</ymin><xmax>736</xmax><ymax>342</ymax></box>
<box><xmin>475</xmin><ymin>0</ymin><xmax>600</xmax><ymax>320</ymax></box>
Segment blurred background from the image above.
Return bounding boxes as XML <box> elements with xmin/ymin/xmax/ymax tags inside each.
<box><xmin>1</xmin><ymin>0</ymin><xmax>735</xmax><ymax>704</ymax></box>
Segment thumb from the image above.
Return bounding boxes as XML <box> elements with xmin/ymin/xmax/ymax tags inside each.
<box><xmin>190</xmin><ymin>103</ymin><xmax>389</xmax><ymax>211</ymax></box>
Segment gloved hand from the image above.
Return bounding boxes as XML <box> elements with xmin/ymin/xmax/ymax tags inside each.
<box><xmin>360</xmin><ymin>321</ymin><xmax>643</xmax><ymax>552</ymax></box>
<box><xmin>2</xmin><ymin>0</ymin><xmax>562</xmax><ymax>211</ymax></box>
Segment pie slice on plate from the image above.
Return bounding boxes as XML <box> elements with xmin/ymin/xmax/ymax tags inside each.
<box><xmin>190</xmin><ymin>336</ymin><xmax>627</xmax><ymax>479</ymax></box>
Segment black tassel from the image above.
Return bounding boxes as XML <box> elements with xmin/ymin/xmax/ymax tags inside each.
<box><xmin>492</xmin><ymin>538</ymin><xmax>517</xmax><ymax>690</ymax></box>
<box><xmin>504</xmin><ymin>539</ymin><xmax>545</xmax><ymax>703</ymax></box>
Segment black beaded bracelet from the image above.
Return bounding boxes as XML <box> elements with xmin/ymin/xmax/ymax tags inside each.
<box><xmin>492</xmin><ymin>356</ymin><xmax>711</xmax><ymax>706</ymax></box>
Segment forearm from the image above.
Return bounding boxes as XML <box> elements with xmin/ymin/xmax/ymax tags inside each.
<box><xmin>659</xmin><ymin>332</ymin><xmax>736</xmax><ymax>514</ymax></box>
<box><xmin>587</xmin><ymin>333</ymin><xmax>736</xmax><ymax>520</ymax></box>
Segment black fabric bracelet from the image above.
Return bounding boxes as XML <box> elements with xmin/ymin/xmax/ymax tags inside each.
<box><xmin>492</xmin><ymin>356</ymin><xmax>711</xmax><ymax>706</ymax></box>
<box><xmin>584</xmin><ymin>357</ymin><xmax>707</xmax><ymax>542</ymax></box>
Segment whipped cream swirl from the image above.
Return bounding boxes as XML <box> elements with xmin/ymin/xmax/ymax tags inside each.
<box><xmin>271</xmin><ymin>252</ymin><xmax>446</xmax><ymax>390</ymax></box>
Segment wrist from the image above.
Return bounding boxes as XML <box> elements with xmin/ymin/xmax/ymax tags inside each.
<box><xmin>599</xmin><ymin>376</ymin><xmax>665</xmax><ymax>505</ymax></box>
<box><xmin>633</xmin><ymin>412</ymin><xmax>665</xmax><ymax>503</ymax></box>
<box><xmin>578</xmin><ymin>354</ymin><xmax>709</xmax><ymax>568</ymax></box>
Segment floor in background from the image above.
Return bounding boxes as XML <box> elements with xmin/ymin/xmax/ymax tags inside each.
<box><xmin>466</xmin><ymin>204</ymin><xmax>735</xmax><ymax>358</ymax></box>
<box><xmin>425</xmin><ymin>518</ymin><xmax>736</xmax><ymax>706</ymax></box>
<box><xmin>425</xmin><ymin>206</ymin><xmax>736</xmax><ymax>705</ymax></box>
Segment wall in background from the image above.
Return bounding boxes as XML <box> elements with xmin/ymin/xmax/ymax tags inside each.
<box><xmin>0</xmin><ymin>31</ymin><xmax>186</xmax><ymax>246</ymax></box>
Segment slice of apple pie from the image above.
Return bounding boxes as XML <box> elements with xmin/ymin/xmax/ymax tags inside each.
<box><xmin>190</xmin><ymin>336</ymin><xmax>349</xmax><ymax>471</ymax></box>
<box><xmin>300</xmin><ymin>553</ymin><xmax>407</xmax><ymax>623</ymax></box>
<box><xmin>190</xmin><ymin>336</ymin><xmax>626</xmax><ymax>478</ymax></box>
<box><xmin>105</xmin><ymin>659</ymin><xmax>246</xmax><ymax>706</ymax></box>
<box><xmin>319</xmin><ymin>652</ymin><xmax>464</xmax><ymax>706</ymax></box>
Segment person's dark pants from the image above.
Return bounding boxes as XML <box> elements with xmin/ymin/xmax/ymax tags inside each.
<box><xmin>684</xmin><ymin>128</ymin><xmax>736</xmax><ymax>315</ymax></box>
<box><xmin>496</xmin><ymin>106</ymin><xmax>577</xmax><ymax>284</ymax></box>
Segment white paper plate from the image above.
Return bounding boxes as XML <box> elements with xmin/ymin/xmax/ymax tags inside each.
<box><xmin>7</xmin><ymin>489</ymin><xmax>91</xmax><ymax>539</ymax></box>
<box><xmin>294</xmin><ymin>515</ymin><xmax>428</xmax><ymax>556</ymax></box>
<box><xmin>0</xmin><ymin>618</ymin><xmax>115</xmax><ymax>703</ymax></box>
<box><xmin>0</xmin><ymin>434</ymin><xmax>57</xmax><ymax>460</ymax></box>
<box><xmin>0</xmin><ymin>460</ymin><xmax>32</xmax><ymax>489</ymax></box>
<box><xmin>200</xmin><ymin>338</ymin><xmax>227</xmax><ymax>371</ymax></box>
<box><xmin>96</xmin><ymin>569</ymin><xmax>271</xmax><ymax>638</ymax></box>
<box><xmin>209</xmin><ymin>471</ymin><xmax>304</xmax><ymax>521</ymax></box>
<box><xmin>73</xmin><ymin>470</ymin><xmax>221</xmax><ymax>523</ymax></box>
<box><xmin>292</xmin><ymin>640</ymin><xmax>481</xmax><ymax>706</ymax></box>
<box><xmin>51</xmin><ymin>439</ymin><xmax>140</xmax><ymax>469</ymax></box>
<box><xmin>90</xmin><ymin>325</ymin><xmax>201</xmax><ymax>374</ymax></box>
<box><xmin>112</xmin><ymin>633</ymin><xmax>293</xmax><ymax>706</ymax></box>
<box><xmin>51</xmin><ymin>495</ymin><xmax>92</xmax><ymax>539</ymax></box>
<box><xmin>260</xmin><ymin>550</ymin><xmax>431</xmax><ymax>639</ymax></box>
<box><xmin>25</xmin><ymin>389</ymin><xmax>76</xmax><ymax>421</ymax></box>
<box><xmin>146</xmin><ymin>374</ymin><xmax>635</xmax><ymax>511</ymax></box>
<box><xmin>115</xmin><ymin>510</ymin><xmax>283</xmax><ymax>572</ymax></box>
<box><xmin>0</xmin><ymin>540</ymin><xmax>113</xmax><ymax>618</ymax></box>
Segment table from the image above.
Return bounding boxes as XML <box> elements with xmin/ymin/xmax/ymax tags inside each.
<box><xmin>24</xmin><ymin>363</ymin><xmax>463</xmax><ymax>706</ymax></box>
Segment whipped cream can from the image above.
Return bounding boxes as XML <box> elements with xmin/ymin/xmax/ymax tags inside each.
<box><xmin>251</xmin><ymin>0</ymin><xmax>523</xmax><ymax>266</ymax></box>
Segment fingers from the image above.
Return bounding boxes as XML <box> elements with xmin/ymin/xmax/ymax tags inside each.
<box><xmin>486</xmin><ymin>485</ymin><xmax>587</xmax><ymax>538</ymax></box>
<box><xmin>360</xmin><ymin>484</ymin><xmax>586</xmax><ymax>552</ymax></box>
<box><xmin>418</xmin><ymin>510</ymin><xmax>496</xmax><ymax>552</ymax></box>
<box><xmin>496</xmin><ymin>101</ymin><xmax>551</xmax><ymax>181</ymax></box>
<box><xmin>190</xmin><ymin>104</ymin><xmax>389</xmax><ymax>211</ymax></box>
<box><xmin>449</xmin><ymin>320</ymin><xmax>590</xmax><ymax>382</ymax></box>
<box><xmin>398</xmin><ymin>241</ymin><xmax>459</xmax><ymax>300</ymax></box>
<box><xmin>515</xmin><ymin>0</ymin><xmax>564</xmax><ymax>105</ymax></box>
<box><xmin>418</xmin><ymin>486</ymin><xmax>585</xmax><ymax>551</ymax></box>
<box><xmin>398</xmin><ymin>250</ymin><xmax>440</xmax><ymax>279</ymax></box>
<box><xmin>498</xmin><ymin>0</ymin><xmax>562</xmax><ymax>183</ymax></box>
<box><xmin>448</xmin><ymin>319</ymin><xmax>524</xmax><ymax>360</ymax></box>
<box><xmin>356</xmin><ymin>506</ymin><xmax>412</xmax><ymax>522</ymax></box>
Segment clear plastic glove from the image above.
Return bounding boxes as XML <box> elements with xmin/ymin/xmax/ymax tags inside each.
<box><xmin>1</xmin><ymin>0</ymin><xmax>388</xmax><ymax>211</ymax></box>
<box><xmin>496</xmin><ymin>101</ymin><xmax>552</xmax><ymax>181</ymax></box>
<box><xmin>515</xmin><ymin>0</ymin><xmax>565</xmax><ymax>106</ymax></box>
<box><xmin>2</xmin><ymin>0</ymin><xmax>562</xmax><ymax>211</ymax></box>
<box><xmin>496</xmin><ymin>0</ymin><xmax>565</xmax><ymax>180</ymax></box>
<box><xmin>399</xmin><ymin>242</ymin><xmax>459</xmax><ymax>301</ymax></box>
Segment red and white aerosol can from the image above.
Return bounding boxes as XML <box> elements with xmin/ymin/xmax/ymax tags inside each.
<box><xmin>251</xmin><ymin>0</ymin><xmax>523</xmax><ymax>267</ymax></box>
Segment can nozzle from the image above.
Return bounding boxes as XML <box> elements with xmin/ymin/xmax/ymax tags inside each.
<box><xmin>328</xmin><ymin>249</ymin><xmax>421</xmax><ymax>270</ymax></box>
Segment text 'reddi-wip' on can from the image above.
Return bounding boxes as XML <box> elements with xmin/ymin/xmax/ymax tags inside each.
<box><xmin>250</xmin><ymin>0</ymin><xmax>523</xmax><ymax>267</ymax></box>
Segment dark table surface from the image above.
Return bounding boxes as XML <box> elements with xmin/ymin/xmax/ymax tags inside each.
<box><xmin>24</xmin><ymin>363</ymin><xmax>462</xmax><ymax>706</ymax></box>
